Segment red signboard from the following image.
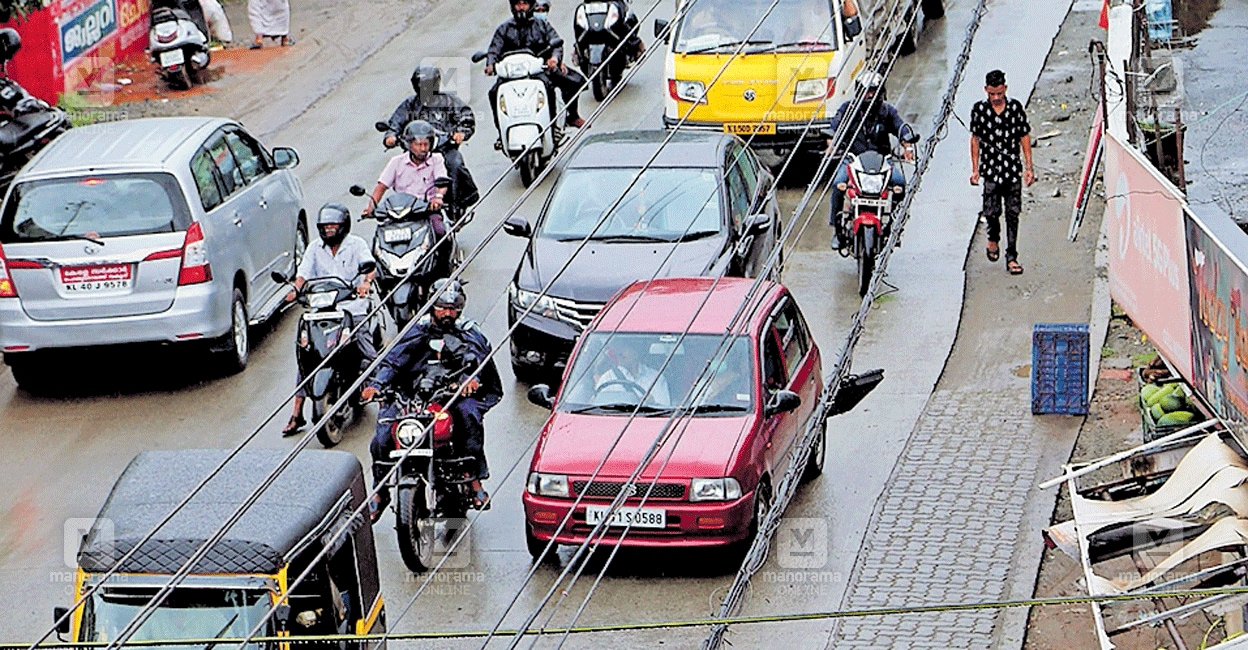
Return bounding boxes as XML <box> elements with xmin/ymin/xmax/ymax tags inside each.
<box><xmin>1103</xmin><ymin>132</ymin><xmax>1194</xmax><ymax>379</ymax></box>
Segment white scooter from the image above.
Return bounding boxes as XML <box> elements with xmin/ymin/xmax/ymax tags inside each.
<box><xmin>149</xmin><ymin>0</ymin><xmax>211</xmax><ymax>90</ymax></box>
<box><xmin>472</xmin><ymin>49</ymin><xmax>565</xmax><ymax>188</ymax></box>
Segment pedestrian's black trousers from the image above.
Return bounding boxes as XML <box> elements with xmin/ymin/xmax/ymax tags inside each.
<box><xmin>982</xmin><ymin>178</ymin><xmax>1022</xmax><ymax>262</ymax></box>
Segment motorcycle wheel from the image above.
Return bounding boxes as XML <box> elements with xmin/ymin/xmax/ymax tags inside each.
<box><xmin>592</xmin><ymin>71</ymin><xmax>607</xmax><ymax>102</ymax></box>
<box><xmin>856</xmin><ymin>227</ymin><xmax>877</xmax><ymax>297</ymax></box>
<box><xmin>396</xmin><ymin>486</ymin><xmax>436</xmax><ymax>572</ymax></box>
<box><xmin>312</xmin><ymin>382</ymin><xmax>348</xmax><ymax>448</ymax></box>
<box><xmin>171</xmin><ymin>66</ymin><xmax>193</xmax><ymax>91</ymax></box>
<box><xmin>518</xmin><ymin>150</ymin><xmax>542</xmax><ymax>188</ymax></box>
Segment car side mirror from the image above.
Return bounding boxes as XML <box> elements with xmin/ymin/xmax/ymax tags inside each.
<box><xmin>273</xmin><ymin>604</ymin><xmax>291</xmax><ymax>632</ymax></box>
<box><xmin>503</xmin><ymin>215</ymin><xmax>533</xmax><ymax>238</ymax></box>
<box><xmin>742</xmin><ymin>213</ymin><xmax>771</xmax><ymax>235</ymax></box>
<box><xmin>842</xmin><ymin>14</ymin><xmax>862</xmax><ymax>41</ymax></box>
<box><xmin>528</xmin><ymin>384</ymin><xmax>554</xmax><ymax>409</ymax></box>
<box><xmin>374</xmin><ymin>121</ymin><xmax>390</xmax><ymax>133</ymax></box>
<box><xmin>471</xmin><ymin>50</ymin><xmax>488</xmax><ymax>63</ymax></box>
<box><xmin>53</xmin><ymin>606</ymin><xmax>70</xmax><ymax>637</ymax></box>
<box><xmin>271</xmin><ymin>270</ymin><xmax>289</xmax><ymax>284</ymax></box>
<box><xmin>654</xmin><ymin>18</ymin><xmax>669</xmax><ymax>40</ymax></box>
<box><xmin>348</xmin><ymin>184</ymin><xmax>368</xmax><ymax>197</ymax></box>
<box><xmin>272</xmin><ymin>147</ymin><xmax>299</xmax><ymax>169</ymax></box>
<box><xmin>764</xmin><ymin>389</ymin><xmax>801</xmax><ymax>418</ymax></box>
<box><xmin>358</xmin><ymin>260</ymin><xmax>377</xmax><ymax>275</ymax></box>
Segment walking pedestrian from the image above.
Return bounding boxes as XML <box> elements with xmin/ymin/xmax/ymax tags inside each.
<box><xmin>248</xmin><ymin>0</ymin><xmax>294</xmax><ymax>49</ymax></box>
<box><xmin>969</xmin><ymin>69</ymin><xmax>1034</xmax><ymax>275</ymax></box>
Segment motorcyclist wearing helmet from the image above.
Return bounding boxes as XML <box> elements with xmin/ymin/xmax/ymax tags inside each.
<box><xmin>822</xmin><ymin>71</ymin><xmax>917</xmax><ymax>250</ymax></box>
<box><xmin>282</xmin><ymin>204</ymin><xmax>379</xmax><ymax>435</ymax></box>
<box><xmin>570</xmin><ymin>0</ymin><xmax>645</xmax><ymax>64</ymax></box>
<box><xmin>0</xmin><ymin>29</ymin><xmax>50</xmax><ymax>119</ymax></box>
<box><xmin>361</xmin><ymin>279</ymin><xmax>503</xmax><ymax>520</ymax></box>
<box><xmin>368</xmin><ymin>120</ymin><xmax>451</xmax><ymax>234</ymax></box>
<box><xmin>383</xmin><ymin>65</ymin><xmax>480</xmax><ymax>209</ymax></box>
<box><xmin>485</xmin><ymin>0</ymin><xmax>588</xmax><ymax>135</ymax></box>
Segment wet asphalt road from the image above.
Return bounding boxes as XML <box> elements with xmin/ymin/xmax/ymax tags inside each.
<box><xmin>0</xmin><ymin>0</ymin><xmax>1069</xmax><ymax>647</ymax></box>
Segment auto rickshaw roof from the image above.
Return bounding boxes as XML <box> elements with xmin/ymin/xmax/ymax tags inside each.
<box><xmin>77</xmin><ymin>449</ymin><xmax>365</xmax><ymax>575</ymax></box>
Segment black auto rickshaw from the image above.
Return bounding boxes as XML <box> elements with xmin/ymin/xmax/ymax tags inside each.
<box><xmin>55</xmin><ymin>449</ymin><xmax>386</xmax><ymax>647</ymax></box>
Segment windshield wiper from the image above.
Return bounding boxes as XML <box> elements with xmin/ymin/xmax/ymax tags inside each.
<box><xmin>679</xmin><ymin>230</ymin><xmax>721</xmax><ymax>242</ymax></box>
<box><xmin>756</xmin><ymin>41</ymin><xmax>833</xmax><ymax>53</ymax></box>
<box><xmin>567</xmin><ymin>403</ymin><xmax>674</xmax><ymax>416</ymax></box>
<box><xmin>53</xmin><ymin>233</ymin><xmax>106</xmax><ymax>246</ymax></box>
<box><xmin>689</xmin><ymin>403</ymin><xmax>750</xmax><ymax>414</ymax></box>
<box><xmin>685</xmin><ymin>39</ymin><xmax>773</xmax><ymax>55</ymax></box>
<box><xmin>203</xmin><ymin>613</ymin><xmax>240</xmax><ymax>650</ymax></box>
<box><xmin>587</xmin><ymin>234</ymin><xmax>674</xmax><ymax>243</ymax></box>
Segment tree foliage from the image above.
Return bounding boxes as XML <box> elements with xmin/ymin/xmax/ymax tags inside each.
<box><xmin>0</xmin><ymin>0</ymin><xmax>49</xmax><ymax>23</ymax></box>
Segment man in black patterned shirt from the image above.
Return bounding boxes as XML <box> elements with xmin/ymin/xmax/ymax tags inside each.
<box><xmin>969</xmin><ymin>69</ymin><xmax>1034</xmax><ymax>275</ymax></box>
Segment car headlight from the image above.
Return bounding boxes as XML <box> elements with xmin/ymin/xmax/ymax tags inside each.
<box><xmin>575</xmin><ymin>4</ymin><xmax>588</xmax><ymax>29</ymax></box>
<box><xmin>670</xmin><ymin>79</ymin><xmax>707</xmax><ymax>104</ymax></box>
<box><xmin>794</xmin><ymin>78</ymin><xmax>830</xmax><ymax>103</ymax></box>
<box><xmin>395</xmin><ymin>419</ymin><xmax>427</xmax><ymax>447</ymax></box>
<box><xmin>859</xmin><ymin>174</ymin><xmax>885</xmax><ymax>195</ymax></box>
<box><xmin>605</xmin><ymin>2</ymin><xmax>619</xmax><ymax>26</ymax></box>
<box><xmin>689</xmin><ymin>478</ymin><xmax>743</xmax><ymax>502</ymax></box>
<box><xmin>527</xmin><ymin>472</ymin><xmax>570</xmax><ymax>497</ymax></box>
<box><xmin>509</xmin><ymin>283</ymin><xmax>558</xmax><ymax>319</ymax></box>
<box><xmin>307</xmin><ymin>291</ymin><xmax>336</xmax><ymax>309</ymax></box>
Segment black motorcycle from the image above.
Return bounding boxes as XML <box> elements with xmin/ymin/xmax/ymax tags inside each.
<box><xmin>0</xmin><ymin>32</ymin><xmax>70</xmax><ymax>190</ymax></box>
<box><xmin>273</xmin><ymin>262</ymin><xmax>378</xmax><ymax>448</ymax></box>
<box><xmin>350</xmin><ymin>183</ymin><xmax>457</xmax><ymax>326</ymax></box>
<box><xmin>572</xmin><ymin>1</ymin><xmax>637</xmax><ymax>101</ymax></box>
<box><xmin>376</xmin><ymin>334</ymin><xmax>478</xmax><ymax>572</ymax></box>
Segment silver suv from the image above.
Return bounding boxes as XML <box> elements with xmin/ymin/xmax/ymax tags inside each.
<box><xmin>0</xmin><ymin>117</ymin><xmax>307</xmax><ymax>388</ymax></box>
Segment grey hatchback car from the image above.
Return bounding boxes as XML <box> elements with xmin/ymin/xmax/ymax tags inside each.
<box><xmin>0</xmin><ymin>117</ymin><xmax>307</xmax><ymax>388</ymax></box>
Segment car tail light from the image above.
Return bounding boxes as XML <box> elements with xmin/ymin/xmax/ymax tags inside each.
<box><xmin>0</xmin><ymin>242</ymin><xmax>17</xmax><ymax>298</ymax></box>
<box><xmin>177</xmin><ymin>222</ymin><xmax>212</xmax><ymax>285</ymax></box>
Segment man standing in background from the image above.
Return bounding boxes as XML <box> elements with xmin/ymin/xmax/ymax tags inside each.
<box><xmin>970</xmin><ymin>69</ymin><xmax>1034</xmax><ymax>275</ymax></box>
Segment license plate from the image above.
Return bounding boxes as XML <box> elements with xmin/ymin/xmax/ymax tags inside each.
<box><xmin>60</xmin><ymin>264</ymin><xmax>132</xmax><ymax>293</ymax></box>
<box><xmin>585</xmin><ymin>506</ymin><xmax>666</xmax><ymax>529</ymax></box>
<box><xmin>723</xmin><ymin>122</ymin><xmax>776</xmax><ymax>136</ymax></box>
<box><xmin>160</xmin><ymin>49</ymin><xmax>185</xmax><ymax>67</ymax></box>
<box><xmin>853</xmin><ymin>197</ymin><xmax>891</xmax><ymax>208</ymax></box>
<box><xmin>584</xmin><ymin>1</ymin><xmax>609</xmax><ymax>12</ymax></box>
<box><xmin>382</xmin><ymin>227</ymin><xmax>413</xmax><ymax>243</ymax></box>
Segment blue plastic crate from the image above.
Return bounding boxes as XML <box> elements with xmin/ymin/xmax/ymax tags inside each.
<box><xmin>1031</xmin><ymin>323</ymin><xmax>1090</xmax><ymax>415</ymax></box>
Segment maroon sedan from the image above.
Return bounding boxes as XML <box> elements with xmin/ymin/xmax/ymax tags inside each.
<box><xmin>522</xmin><ymin>277</ymin><xmax>826</xmax><ymax>553</ymax></box>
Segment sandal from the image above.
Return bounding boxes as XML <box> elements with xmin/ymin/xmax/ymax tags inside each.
<box><xmin>1007</xmin><ymin>260</ymin><xmax>1024</xmax><ymax>275</ymax></box>
<box><xmin>280</xmin><ymin>36</ymin><xmax>295</xmax><ymax>46</ymax></box>
<box><xmin>986</xmin><ymin>242</ymin><xmax>1000</xmax><ymax>262</ymax></box>
<box><xmin>368</xmin><ymin>491</ymin><xmax>390</xmax><ymax>524</ymax></box>
<box><xmin>281</xmin><ymin>415</ymin><xmax>305</xmax><ymax>436</ymax></box>
<box><xmin>472</xmin><ymin>489</ymin><xmax>491</xmax><ymax>511</ymax></box>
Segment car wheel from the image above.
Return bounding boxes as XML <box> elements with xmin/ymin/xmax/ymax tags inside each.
<box><xmin>6</xmin><ymin>353</ymin><xmax>47</xmax><ymax>393</ymax></box>
<box><xmin>730</xmin><ymin>480</ymin><xmax>772</xmax><ymax>562</ymax></box>
<box><xmin>526</xmin><ymin>523</ymin><xmax>554</xmax><ymax>563</ymax></box>
<box><xmin>511</xmin><ymin>359</ymin><xmax>543</xmax><ymax>386</ymax></box>
<box><xmin>217</xmin><ymin>288</ymin><xmax>250</xmax><ymax>374</ymax></box>
<box><xmin>802</xmin><ymin>417</ymin><xmax>827</xmax><ymax>482</ymax></box>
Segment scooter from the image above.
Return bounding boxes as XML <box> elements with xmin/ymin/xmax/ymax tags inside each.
<box><xmin>273</xmin><ymin>262</ymin><xmax>380</xmax><ymax>448</ymax></box>
<box><xmin>372</xmin><ymin>121</ymin><xmax>474</xmax><ymax>225</ymax></box>
<box><xmin>376</xmin><ymin>333</ymin><xmax>479</xmax><ymax>572</ymax></box>
<box><xmin>0</xmin><ymin>31</ymin><xmax>70</xmax><ymax>190</ymax></box>
<box><xmin>149</xmin><ymin>0</ymin><xmax>211</xmax><ymax>90</ymax></box>
<box><xmin>572</xmin><ymin>0</ymin><xmax>638</xmax><ymax>101</ymax></box>
<box><xmin>471</xmin><ymin>49</ymin><xmax>565</xmax><ymax>188</ymax></box>
<box><xmin>349</xmin><ymin>182</ymin><xmax>458</xmax><ymax>326</ymax></box>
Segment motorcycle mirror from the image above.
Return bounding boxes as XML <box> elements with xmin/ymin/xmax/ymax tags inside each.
<box><xmin>433</xmin><ymin>176</ymin><xmax>452</xmax><ymax>189</ymax></box>
<box><xmin>271</xmin><ymin>270</ymin><xmax>289</xmax><ymax>284</ymax></box>
<box><xmin>654</xmin><ymin>18</ymin><xmax>669</xmax><ymax>39</ymax></box>
<box><xmin>348</xmin><ymin>184</ymin><xmax>368</xmax><ymax>197</ymax></box>
<box><xmin>471</xmin><ymin>50</ymin><xmax>488</xmax><ymax>63</ymax></box>
<box><xmin>527</xmin><ymin>384</ymin><xmax>555</xmax><ymax>409</ymax></box>
<box><xmin>374</xmin><ymin>121</ymin><xmax>389</xmax><ymax>133</ymax></box>
<box><xmin>357</xmin><ymin>260</ymin><xmax>376</xmax><ymax>275</ymax></box>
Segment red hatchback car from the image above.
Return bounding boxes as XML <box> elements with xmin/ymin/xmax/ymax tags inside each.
<box><xmin>522</xmin><ymin>277</ymin><xmax>826</xmax><ymax>553</ymax></box>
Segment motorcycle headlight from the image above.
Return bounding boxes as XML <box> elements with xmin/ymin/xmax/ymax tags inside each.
<box><xmin>527</xmin><ymin>472</ymin><xmax>570</xmax><ymax>498</ymax></box>
<box><xmin>395</xmin><ymin>419</ymin><xmax>427</xmax><ymax>448</ymax></box>
<box><xmin>670</xmin><ymin>79</ymin><xmax>707</xmax><ymax>104</ymax></box>
<box><xmin>689</xmin><ymin>478</ymin><xmax>743</xmax><ymax>502</ymax></box>
<box><xmin>307</xmin><ymin>292</ymin><xmax>336</xmax><ymax>309</ymax></box>
<box><xmin>794</xmin><ymin>78</ymin><xmax>829</xmax><ymax>103</ymax></box>
<box><xmin>575</xmin><ymin>4</ymin><xmax>588</xmax><ymax>29</ymax></box>
<box><xmin>859</xmin><ymin>174</ymin><xmax>886</xmax><ymax>195</ymax></box>
<box><xmin>605</xmin><ymin>3</ymin><xmax>619</xmax><ymax>26</ymax></box>
<box><xmin>509</xmin><ymin>283</ymin><xmax>558</xmax><ymax>319</ymax></box>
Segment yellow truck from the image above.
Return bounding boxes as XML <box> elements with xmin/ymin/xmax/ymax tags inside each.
<box><xmin>656</xmin><ymin>0</ymin><xmax>869</xmax><ymax>166</ymax></box>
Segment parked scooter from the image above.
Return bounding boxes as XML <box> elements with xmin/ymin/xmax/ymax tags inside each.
<box><xmin>349</xmin><ymin>183</ymin><xmax>458</xmax><ymax>326</ymax></box>
<box><xmin>273</xmin><ymin>262</ymin><xmax>380</xmax><ymax>448</ymax></box>
<box><xmin>572</xmin><ymin>0</ymin><xmax>638</xmax><ymax>101</ymax></box>
<box><xmin>0</xmin><ymin>29</ymin><xmax>70</xmax><ymax>190</ymax></box>
<box><xmin>375</xmin><ymin>333</ymin><xmax>479</xmax><ymax>572</ymax></box>
<box><xmin>471</xmin><ymin>49</ymin><xmax>565</xmax><ymax>188</ymax></box>
<box><xmin>149</xmin><ymin>0</ymin><xmax>211</xmax><ymax>90</ymax></box>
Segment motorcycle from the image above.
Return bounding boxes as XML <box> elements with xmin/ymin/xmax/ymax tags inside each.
<box><xmin>572</xmin><ymin>1</ymin><xmax>637</xmax><ymax>101</ymax></box>
<box><xmin>376</xmin><ymin>333</ymin><xmax>479</xmax><ymax>572</ymax></box>
<box><xmin>0</xmin><ymin>34</ymin><xmax>70</xmax><ymax>190</ymax></box>
<box><xmin>837</xmin><ymin>149</ymin><xmax>905</xmax><ymax>297</ymax></box>
<box><xmin>272</xmin><ymin>261</ymin><xmax>380</xmax><ymax>448</ymax></box>
<box><xmin>470</xmin><ymin>49</ymin><xmax>565</xmax><ymax>188</ymax></box>
<box><xmin>349</xmin><ymin>182</ymin><xmax>458</xmax><ymax>326</ymax></box>
<box><xmin>149</xmin><ymin>0</ymin><xmax>211</xmax><ymax>90</ymax></box>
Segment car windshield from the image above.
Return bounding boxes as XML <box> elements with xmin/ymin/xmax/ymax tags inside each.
<box><xmin>560</xmin><ymin>333</ymin><xmax>754</xmax><ymax>415</ymax></box>
<box><xmin>538</xmin><ymin>168</ymin><xmax>722</xmax><ymax>242</ymax></box>
<box><xmin>83</xmin><ymin>587</ymin><xmax>270</xmax><ymax>648</ymax></box>
<box><xmin>675</xmin><ymin>0</ymin><xmax>836</xmax><ymax>53</ymax></box>
<box><xmin>0</xmin><ymin>173</ymin><xmax>190</xmax><ymax>244</ymax></box>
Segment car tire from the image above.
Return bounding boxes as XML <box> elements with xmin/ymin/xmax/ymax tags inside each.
<box><xmin>6</xmin><ymin>353</ymin><xmax>47</xmax><ymax>393</ymax></box>
<box><xmin>731</xmin><ymin>480</ymin><xmax>772</xmax><ymax>561</ymax></box>
<box><xmin>511</xmin><ymin>359</ymin><xmax>543</xmax><ymax>386</ymax></box>
<box><xmin>526</xmin><ymin>523</ymin><xmax>554</xmax><ymax>563</ymax></box>
<box><xmin>216</xmin><ymin>287</ymin><xmax>250</xmax><ymax>375</ymax></box>
<box><xmin>921</xmin><ymin>0</ymin><xmax>945</xmax><ymax>19</ymax></box>
<box><xmin>801</xmin><ymin>417</ymin><xmax>827</xmax><ymax>482</ymax></box>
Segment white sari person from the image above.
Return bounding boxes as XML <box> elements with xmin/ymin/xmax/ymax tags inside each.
<box><xmin>248</xmin><ymin>0</ymin><xmax>293</xmax><ymax>48</ymax></box>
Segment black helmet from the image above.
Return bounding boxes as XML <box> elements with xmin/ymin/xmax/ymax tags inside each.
<box><xmin>0</xmin><ymin>29</ymin><xmax>20</xmax><ymax>63</ymax></box>
<box><xmin>411</xmin><ymin>65</ymin><xmax>441</xmax><ymax>100</ymax></box>
<box><xmin>402</xmin><ymin>119</ymin><xmax>439</xmax><ymax>152</ymax></box>
<box><xmin>316</xmin><ymin>203</ymin><xmax>351</xmax><ymax>246</ymax></box>
<box><xmin>431</xmin><ymin>278</ymin><xmax>467</xmax><ymax>311</ymax></box>
<box><xmin>510</xmin><ymin>0</ymin><xmax>534</xmax><ymax>23</ymax></box>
